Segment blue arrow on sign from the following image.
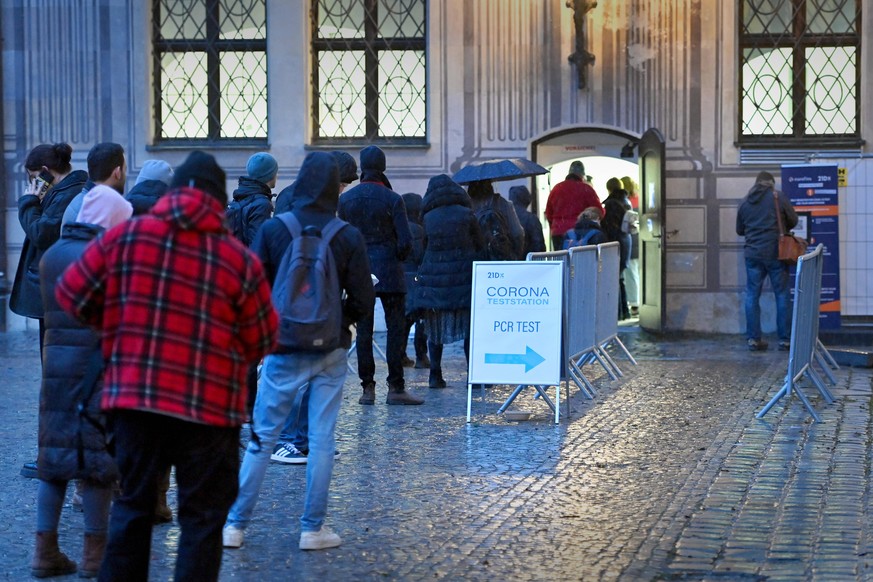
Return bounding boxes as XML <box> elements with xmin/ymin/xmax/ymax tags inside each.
<box><xmin>484</xmin><ymin>346</ymin><xmax>545</xmax><ymax>373</ymax></box>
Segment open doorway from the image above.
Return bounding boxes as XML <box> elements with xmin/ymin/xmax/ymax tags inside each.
<box><xmin>535</xmin><ymin>156</ymin><xmax>639</xmax><ymax>216</ymax></box>
<box><xmin>529</xmin><ymin>126</ymin><xmax>665</xmax><ymax>333</ymax></box>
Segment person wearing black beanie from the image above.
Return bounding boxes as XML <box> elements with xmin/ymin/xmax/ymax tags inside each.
<box><xmin>54</xmin><ymin>147</ymin><xmax>277</xmax><ymax>581</ymax></box>
<box><xmin>171</xmin><ymin>150</ymin><xmax>228</xmax><ymax>206</ymax></box>
<box><xmin>338</xmin><ymin>146</ymin><xmax>422</xmax><ymax>405</ymax></box>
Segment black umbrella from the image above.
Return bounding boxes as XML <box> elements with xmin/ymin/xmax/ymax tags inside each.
<box><xmin>452</xmin><ymin>157</ymin><xmax>549</xmax><ymax>185</ymax></box>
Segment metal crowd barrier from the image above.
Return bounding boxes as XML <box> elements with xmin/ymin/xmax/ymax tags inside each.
<box><xmin>498</xmin><ymin>243</ymin><xmax>637</xmax><ymax>422</ymax></box>
<box><xmin>810</xmin><ymin>248</ymin><xmax>839</xmax><ymax>386</ymax></box>
<box><xmin>587</xmin><ymin>242</ymin><xmax>637</xmax><ymax>376</ymax></box>
<box><xmin>757</xmin><ymin>244</ymin><xmax>835</xmax><ymax>422</ymax></box>
<box><xmin>564</xmin><ymin>243</ymin><xmax>636</xmax><ymax>405</ymax></box>
<box><xmin>497</xmin><ymin>250</ymin><xmax>570</xmax><ymax>421</ymax></box>
<box><xmin>565</xmin><ymin>246</ymin><xmax>601</xmax><ymax>400</ymax></box>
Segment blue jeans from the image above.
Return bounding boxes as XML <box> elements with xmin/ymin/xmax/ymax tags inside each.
<box><xmin>226</xmin><ymin>348</ymin><xmax>346</xmax><ymax>533</ymax></box>
<box><xmin>100</xmin><ymin>410</ymin><xmax>240</xmax><ymax>582</ymax></box>
<box><xmin>278</xmin><ymin>386</ymin><xmax>309</xmax><ymax>452</ymax></box>
<box><xmin>744</xmin><ymin>257</ymin><xmax>790</xmax><ymax>342</ymax></box>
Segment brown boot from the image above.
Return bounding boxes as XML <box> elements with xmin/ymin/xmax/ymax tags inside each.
<box><xmin>79</xmin><ymin>533</ymin><xmax>106</xmax><ymax>578</ymax></box>
<box><xmin>31</xmin><ymin>531</ymin><xmax>77</xmax><ymax>578</ymax></box>
<box><xmin>386</xmin><ymin>384</ymin><xmax>424</xmax><ymax>405</ymax></box>
<box><xmin>154</xmin><ymin>468</ymin><xmax>172</xmax><ymax>524</ymax></box>
<box><xmin>358</xmin><ymin>382</ymin><xmax>376</xmax><ymax>405</ymax></box>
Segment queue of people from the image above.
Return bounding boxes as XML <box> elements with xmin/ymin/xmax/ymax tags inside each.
<box><xmin>14</xmin><ymin>142</ymin><xmax>797</xmax><ymax>580</ymax></box>
<box><xmin>13</xmin><ymin>143</ymin><xmax>529</xmax><ymax>580</ymax></box>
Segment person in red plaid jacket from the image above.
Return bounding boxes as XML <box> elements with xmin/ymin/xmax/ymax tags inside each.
<box><xmin>55</xmin><ymin>151</ymin><xmax>278</xmax><ymax>582</ymax></box>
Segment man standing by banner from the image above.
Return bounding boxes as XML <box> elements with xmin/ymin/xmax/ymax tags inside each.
<box><xmin>736</xmin><ymin>171</ymin><xmax>798</xmax><ymax>352</ymax></box>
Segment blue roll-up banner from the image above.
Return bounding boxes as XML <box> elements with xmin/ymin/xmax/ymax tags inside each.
<box><xmin>781</xmin><ymin>165</ymin><xmax>840</xmax><ymax>329</ymax></box>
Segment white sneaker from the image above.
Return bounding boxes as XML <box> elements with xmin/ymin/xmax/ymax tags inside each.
<box><xmin>223</xmin><ymin>524</ymin><xmax>244</xmax><ymax>548</ymax></box>
<box><xmin>299</xmin><ymin>526</ymin><xmax>342</xmax><ymax>550</ymax></box>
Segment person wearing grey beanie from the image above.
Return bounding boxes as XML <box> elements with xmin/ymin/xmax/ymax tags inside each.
<box><xmin>126</xmin><ymin>159</ymin><xmax>174</xmax><ymax>216</ymax></box>
<box><xmin>229</xmin><ymin>152</ymin><xmax>278</xmax><ymax>247</ymax></box>
<box><xmin>245</xmin><ymin>152</ymin><xmax>278</xmax><ymax>185</ymax></box>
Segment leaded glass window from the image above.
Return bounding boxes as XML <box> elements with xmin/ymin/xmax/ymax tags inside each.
<box><xmin>739</xmin><ymin>0</ymin><xmax>860</xmax><ymax>145</ymax></box>
<box><xmin>311</xmin><ymin>0</ymin><xmax>427</xmax><ymax>144</ymax></box>
<box><xmin>153</xmin><ymin>0</ymin><xmax>268</xmax><ymax>142</ymax></box>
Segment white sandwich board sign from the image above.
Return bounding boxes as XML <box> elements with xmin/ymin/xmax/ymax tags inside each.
<box><xmin>467</xmin><ymin>261</ymin><xmax>563</xmax><ymax>386</ymax></box>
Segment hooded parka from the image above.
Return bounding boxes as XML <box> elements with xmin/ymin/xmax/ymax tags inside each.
<box><xmin>416</xmin><ymin>175</ymin><xmax>484</xmax><ymax>312</ymax></box>
<box><xmin>251</xmin><ymin>152</ymin><xmax>375</xmax><ymax>353</ymax></box>
<box><xmin>509</xmin><ymin>185</ymin><xmax>547</xmax><ymax>255</ymax></box>
<box><xmin>736</xmin><ymin>182</ymin><xmax>798</xmax><ymax>261</ymax></box>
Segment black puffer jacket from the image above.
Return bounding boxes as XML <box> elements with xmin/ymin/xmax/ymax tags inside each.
<box><xmin>603</xmin><ymin>190</ymin><xmax>633</xmax><ymax>270</ymax></box>
<box><xmin>11</xmin><ymin>169</ymin><xmax>89</xmax><ymax>318</ymax></box>
<box><xmin>125</xmin><ymin>179</ymin><xmax>169</xmax><ymax>216</ymax></box>
<box><xmin>250</xmin><ymin>152</ymin><xmax>375</xmax><ymax>353</ymax></box>
<box><xmin>37</xmin><ymin>222</ymin><xmax>118</xmax><ymax>484</ymax></box>
<box><xmin>229</xmin><ymin>176</ymin><xmax>274</xmax><ymax>247</ymax></box>
<box><xmin>417</xmin><ymin>175</ymin><xmax>484</xmax><ymax>312</ymax></box>
<box><xmin>736</xmin><ymin>183</ymin><xmax>798</xmax><ymax>261</ymax></box>
<box><xmin>337</xmin><ymin>147</ymin><xmax>412</xmax><ymax>293</ymax></box>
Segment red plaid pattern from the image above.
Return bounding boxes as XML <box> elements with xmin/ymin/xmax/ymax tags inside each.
<box><xmin>56</xmin><ymin>187</ymin><xmax>278</xmax><ymax>427</ymax></box>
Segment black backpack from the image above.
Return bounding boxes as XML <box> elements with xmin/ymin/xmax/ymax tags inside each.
<box><xmin>475</xmin><ymin>195</ymin><xmax>515</xmax><ymax>261</ymax></box>
<box><xmin>272</xmin><ymin>213</ymin><xmax>347</xmax><ymax>351</ymax></box>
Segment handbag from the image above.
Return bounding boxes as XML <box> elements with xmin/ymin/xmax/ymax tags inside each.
<box><xmin>773</xmin><ymin>192</ymin><xmax>808</xmax><ymax>264</ymax></box>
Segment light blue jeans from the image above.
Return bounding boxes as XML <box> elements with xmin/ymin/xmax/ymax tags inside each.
<box><xmin>226</xmin><ymin>348</ymin><xmax>346</xmax><ymax>533</ymax></box>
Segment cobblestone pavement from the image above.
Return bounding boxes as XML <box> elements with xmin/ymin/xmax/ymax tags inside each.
<box><xmin>2</xmin><ymin>327</ymin><xmax>872</xmax><ymax>581</ymax></box>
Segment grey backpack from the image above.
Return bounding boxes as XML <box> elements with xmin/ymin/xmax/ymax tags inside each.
<box><xmin>272</xmin><ymin>213</ymin><xmax>346</xmax><ymax>351</ymax></box>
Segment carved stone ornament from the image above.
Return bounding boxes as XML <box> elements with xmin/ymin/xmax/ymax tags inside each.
<box><xmin>566</xmin><ymin>0</ymin><xmax>597</xmax><ymax>89</ymax></box>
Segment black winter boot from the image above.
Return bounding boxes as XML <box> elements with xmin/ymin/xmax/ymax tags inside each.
<box><xmin>427</xmin><ymin>342</ymin><xmax>445</xmax><ymax>387</ymax></box>
<box><xmin>358</xmin><ymin>382</ymin><xmax>376</xmax><ymax>405</ymax></box>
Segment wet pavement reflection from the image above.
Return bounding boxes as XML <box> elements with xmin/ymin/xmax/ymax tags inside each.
<box><xmin>2</xmin><ymin>327</ymin><xmax>872</xmax><ymax>580</ymax></box>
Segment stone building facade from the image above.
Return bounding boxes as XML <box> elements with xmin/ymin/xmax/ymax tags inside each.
<box><xmin>2</xmin><ymin>0</ymin><xmax>869</xmax><ymax>333</ymax></box>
